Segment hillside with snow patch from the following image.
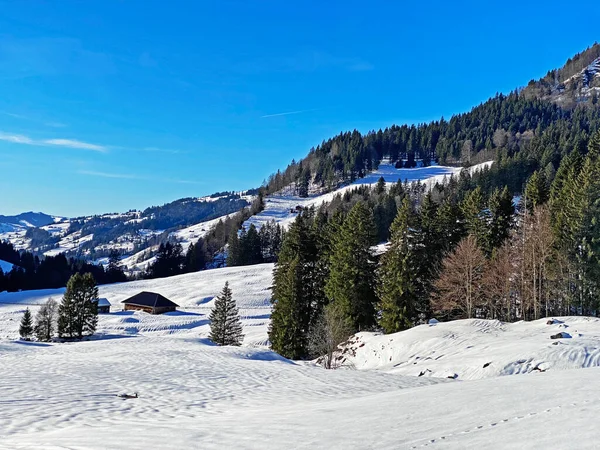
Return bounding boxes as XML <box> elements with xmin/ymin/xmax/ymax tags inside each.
<box><xmin>243</xmin><ymin>161</ymin><xmax>492</xmax><ymax>232</ymax></box>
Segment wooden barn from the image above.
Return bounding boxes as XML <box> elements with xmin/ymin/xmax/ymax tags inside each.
<box><xmin>121</xmin><ymin>291</ymin><xmax>179</xmax><ymax>314</ymax></box>
<box><xmin>96</xmin><ymin>298</ymin><xmax>111</xmax><ymax>314</ymax></box>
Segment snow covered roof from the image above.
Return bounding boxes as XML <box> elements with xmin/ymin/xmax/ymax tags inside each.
<box><xmin>96</xmin><ymin>298</ymin><xmax>111</xmax><ymax>307</ymax></box>
<box><xmin>121</xmin><ymin>291</ymin><xmax>179</xmax><ymax>308</ymax></box>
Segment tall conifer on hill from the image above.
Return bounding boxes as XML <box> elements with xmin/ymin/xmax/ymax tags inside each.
<box><xmin>209</xmin><ymin>281</ymin><xmax>244</xmax><ymax>346</ymax></box>
<box><xmin>269</xmin><ymin>211</ymin><xmax>321</xmax><ymax>359</ymax></box>
<box><xmin>325</xmin><ymin>201</ymin><xmax>378</xmax><ymax>331</ymax></box>
<box><xmin>377</xmin><ymin>198</ymin><xmax>419</xmax><ymax>333</ymax></box>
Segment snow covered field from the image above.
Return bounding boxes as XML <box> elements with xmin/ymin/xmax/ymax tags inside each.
<box><xmin>2</xmin><ymin>262</ymin><xmax>600</xmax><ymax>448</ymax></box>
<box><xmin>0</xmin><ymin>263</ymin><xmax>274</xmax><ymax>346</ymax></box>
<box><xmin>243</xmin><ymin>161</ymin><xmax>492</xmax><ymax>232</ymax></box>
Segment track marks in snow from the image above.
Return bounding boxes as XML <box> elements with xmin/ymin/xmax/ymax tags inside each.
<box><xmin>410</xmin><ymin>399</ymin><xmax>595</xmax><ymax>448</ymax></box>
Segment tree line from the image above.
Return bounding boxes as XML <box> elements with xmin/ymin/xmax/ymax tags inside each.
<box><xmin>0</xmin><ymin>244</ymin><xmax>126</xmax><ymax>293</ymax></box>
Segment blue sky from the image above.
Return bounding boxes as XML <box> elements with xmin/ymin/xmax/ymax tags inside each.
<box><xmin>0</xmin><ymin>0</ymin><xmax>598</xmax><ymax>217</ymax></box>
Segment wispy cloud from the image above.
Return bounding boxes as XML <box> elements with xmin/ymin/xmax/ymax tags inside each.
<box><xmin>45</xmin><ymin>121</ymin><xmax>68</xmax><ymax>128</ymax></box>
<box><xmin>78</xmin><ymin>170</ymin><xmax>140</xmax><ymax>180</ymax></box>
<box><xmin>0</xmin><ymin>131</ymin><xmax>106</xmax><ymax>152</ymax></box>
<box><xmin>0</xmin><ymin>111</ymin><xmax>28</xmax><ymax>120</ymax></box>
<box><xmin>0</xmin><ymin>132</ymin><xmax>35</xmax><ymax>144</ymax></box>
<box><xmin>44</xmin><ymin>139</ymin><xmax>106</xmax><ymax>152</ymax></box>
<box><xmin>0</xmin><ymin>110</ymin><xmax>68</xmax><ymax>128</ymax></box>
<box><xmin>77</xmin><ymin>169</ymin><xmax>203</xmax><ymax>185</ymax></box>
<box><xmin>261</xmin><ymin>109</ymin><xmax>319</xmax><ymax>119</ymax></box>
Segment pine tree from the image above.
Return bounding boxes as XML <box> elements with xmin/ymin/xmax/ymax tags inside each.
<box><xmin>209</xmin><ymin>281</ymin><xmax>244</xmax><ymax>346</ymax></box>
<box><xmin>226</xmin><ymin>229</ymin><xmax>241</xmax><ymax>266</ymax></box>
<box><xmin>58</xmin><ymin>273</ymin><xmax>99</xmax><ymax>339</ymax></box>
<box><xmin>377</xmin><ymin>198</ymin><xmax>418</xmax><ymax>333</ymax></box>
<box><xmin>524</xmin><ymin>171</ymin><xmax>549</xmax><ymax>209</ymax></box>
<box><xmin>269</xmin><ymin>212</ymin><xmax>321</xmax><ymax>359</ymax></box>
<box><xmin>19</xmin><ymin>308</ymin><xmax>33</xmax><ymax>340</ymax></box>
<box><xmin>461</xmin><ymin>186</ymin><xmax>488</xmax><ymax>254</ymax></box>
<box><xmin>486</xmin><ymin>186</ymin><xmax>514</xmax><ymax>255</ymax></box>
<box><xmin>34</xmin><ymin>298</ymin><xmax>58</xmax><ymax>342</ymax></box>
<box><xmin>242</xmin><ymin>224</ymin><xmax>263</xmax><ymax>265</ymax></box>
<box><xmin>107</xmin><ymin>250</ymin><xmax>127</xmax><ymax>283</ymax></box>
<box><xmin>326</xmin><ymin>202</ymin><xmax>378</xmax><ymax>331</ymax></box>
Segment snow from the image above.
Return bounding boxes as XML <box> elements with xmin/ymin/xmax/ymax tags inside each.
<box><xmin>43</xmin><ymin>230</ymin><xmax>94</xmax><ymax>257</ymax></box>
<box><xmin>336</xmin><ymin>317</ymin><xmax>600</xmax><ymax>379</ymax></box>
<box><xmin>1</xmin><ymin>294</ymin><xmax>600</xmax><ymax>448</ymax></box>
<box><xmin>169</xmin><ymin>213</ymin><xmax>236</xmax><ymax>251</ymax></box>
<box><xmin>0</xmin><ymin>259</ymin><xmax>14</xmax><ymax>273</ymax></box>
<box><xmin>1</xmin><ymin>260</ymin><xmax>600</xmax><ymax>448</ymax></box>
<box><xmin>97</xmin><ymin>298</ymin><xmax>111</xmax><ymax>307</ymax></box>
<box><xmin>244</xmin><ymin>161</ymin><xmax>493</xmax><ymax>232</ymax></box>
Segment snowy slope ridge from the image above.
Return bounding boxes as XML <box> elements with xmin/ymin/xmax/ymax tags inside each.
<box><xmin>337</xmin><ymin>317</ymin><xmax>600</xmax><ymax>380</ymax></box>
<box><xmin>243</xmin><ymin>161</ymin><xmax>493</xmax><ymax>232</ymax></box>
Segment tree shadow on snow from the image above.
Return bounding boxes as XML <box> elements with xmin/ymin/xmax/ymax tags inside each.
<box><xmin>12</xmin><ymin>340</ymin><xmax>52</xmax><ymax>347</ymax></box>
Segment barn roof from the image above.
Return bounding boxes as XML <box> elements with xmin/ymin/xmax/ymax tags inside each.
<box><xmin>121</xmin><ymin>291</ymin><xmax>179</xmax><ymax>308</ymax></box>
<box><xmin>96</xmin><ymin>298</ymin><xmax>111</xmax><ymax>307</ymax></box>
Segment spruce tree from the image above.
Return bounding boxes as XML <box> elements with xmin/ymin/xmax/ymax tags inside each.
<box><xmin>269</xmin><ymin>212</ymin><xmax>321</xmax><ymax>358</ymax></box>
<box><xmin>58</xmin><ymin>273</ymin><xmax>99</xmax><ymax>339</ymax></box>
<box><xmin>524</xmin><ymin>171</ymin><xmax>549</xmax><ymax>209</ymax></box>
<box><xmin>325</xmin><ymin>201</ymin><xmax>378</xmax><ymax>331</ymax></box>
<box><xmin>242</xmin><ymin>224</ymin><xmax>263</xmax><ymax>265</ymax></box>
<box><xmin>226</xmin><ymin>229</ymin><xmax>241</xmax><ymax>266</ymax></box>
<box><xmin>209</xmin><ymin>281</ymin><xmax>244</xmax><ymax>346</ymax></box>
<box><xmin>107</xmin><ymin>250</ymin><xmax>127</xmax><ymax>283</ymax></box>
<box><xmin>461</xmin><ymin>186</ymin><xmax>488</xmax><ymax>253</ymax></box>
<box><xmin>377</xmin><ymin>198</ymin><xmax>418</xmax><ymax>333</ymax></box>
<box><xmin>486</xmin><ymin>186</ymin><xmax>514</xmax><ymax>256</ymax></box>
<box><xmin>19</xmin><ymin>308</ymin><xmax>33</xmax><ymax>340</ymax></box>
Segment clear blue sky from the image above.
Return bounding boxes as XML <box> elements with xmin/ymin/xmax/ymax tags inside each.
<box><xmin>0</xmin><ymin>0</ymin><xmax>598</xmax><ymax>217</ymax></box>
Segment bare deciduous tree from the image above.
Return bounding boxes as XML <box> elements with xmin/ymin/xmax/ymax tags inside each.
<box><xmin>482</xmin><ymin>242</ymin><xmax>515</xmax><ymax>321</ymax></box>
<box><xmin>432</xmin><ymin>235</ymin><xmax>486</xmax><ymax>319</ymax></box>
<box><xmin>309</xmin><ymin>304</ymin><xmax>353</xmax><ymax>369</ymax></box>
<box><xmin>34</xmin><ymin>298</ymin><xmax>58</xmax><ymax>342</ymax></box>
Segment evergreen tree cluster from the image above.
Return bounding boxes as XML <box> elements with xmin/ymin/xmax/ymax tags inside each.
<box><xmin>0</xmin><ymin>242</ymin><xmax>127</xmax><ymax>293</ymax></box>
<box><xmin>227</xmin><ymin>221</ymin><xmax>284</xmax><ymax>267</ymax></box>
<box><xmin>19</xmin><ymin>272</ymin><xmax>99</xmax><ymax>342</ymax></box>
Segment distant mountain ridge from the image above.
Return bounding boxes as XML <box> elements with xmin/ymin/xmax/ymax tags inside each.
<box><xmin>0</xmin><ymin>212</ymin><xmax>58</xmax><ymax>229</ymax></box>
<box><xmin>0</xmin><ymin>192</ymin><xmax>253</xmax><ymax>274</ymax></box>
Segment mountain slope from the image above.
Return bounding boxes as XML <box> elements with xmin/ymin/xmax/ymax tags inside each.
<box><xmin>523</xmin><ymin>43</ymin><xmax>600</xmax><ymax>106</ymax></box>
